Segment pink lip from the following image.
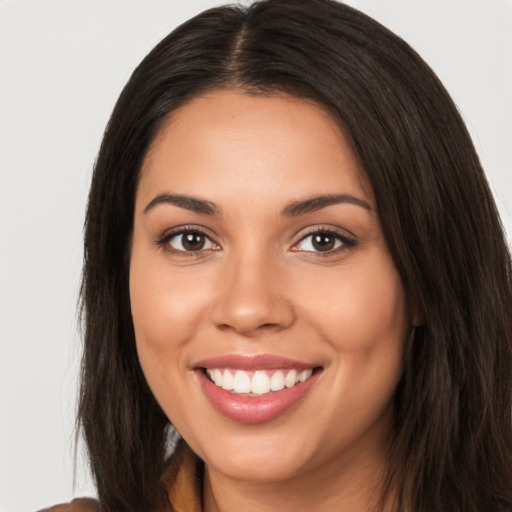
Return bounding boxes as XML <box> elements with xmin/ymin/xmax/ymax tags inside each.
<box><xmin>194</xmin><ymin>354</ymin><xmax>322</xmax><ymax>424</ymax></box>
<box><xmin>194</xmin><ymin>354</ymin><xmax>316</xmax><ymax>371</ymax></box>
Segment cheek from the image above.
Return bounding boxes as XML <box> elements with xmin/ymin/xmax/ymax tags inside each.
<box><xmin>296</xmin><ymin>252</ymin><xmax>408</xmax><ymax>411</ymax></box>
<box><xmin>128</xmin><ymin>247</ymin><xmax>209</xmax><ymax>412</ymax></box>
<box><xmin>299</xmin><ymin>257</ymin><xmax>408</xmax><ymax>351</ymax></box>
<box><xmin>293</xmin><ymin>258</ymin><xmax>408</xmax><ymax>442</ymax></box>
<box><xmin>129</xmin><ymin>249</ymin><xmax>216</xmax><ymax>432</ymax></box>
<box><xmin>130</xmin><ymin>255</ymin><xmax>208</xmax><ymax>357</ymax></box>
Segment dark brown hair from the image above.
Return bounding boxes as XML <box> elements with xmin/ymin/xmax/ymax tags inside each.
<box><xmin>78</xmin><ymin>1</ymin><xmax>512</xmax><ymax>510</ymax></box>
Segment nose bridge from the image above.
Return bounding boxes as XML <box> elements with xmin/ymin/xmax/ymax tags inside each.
<box><xmin>210</xmin><ymin>243</ymin><xmax>294</xmax><ymax>335</ymax></box>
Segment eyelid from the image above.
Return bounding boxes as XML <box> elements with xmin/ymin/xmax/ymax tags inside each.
<box><xmin>155</xmin><ymin>225</ymin><xmax>221</xmax><ymax>254</ymax></box>
<box><xmin>290</xmin><ymin>225</ymin><xmax>357</xmax><ymax>255</ymax></box>
<box><xmin>154</xmin><ymin>223</ymin><xmax>356</xmax><ymax>257</ymax></box>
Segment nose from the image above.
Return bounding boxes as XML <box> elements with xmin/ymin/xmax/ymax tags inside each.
<box><xmin>210</xmin><ymin>251</ymin><xmax>295</xmax><ymax>337</ymax></box>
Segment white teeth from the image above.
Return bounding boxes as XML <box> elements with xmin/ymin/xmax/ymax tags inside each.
<box><xmin>270</xmin><ymin>370</ymin><xmax>285</xmax><ymax>391</ymax></box>
<box><xmin>206</xmin><ymin>367</ymin><xmax>314</xmax><ymax>395</ymax></box>
<box><xmin>233</xmin><ymin>370</ymin><xmax>251</xmax><ymax>394</ymax></box>
<box><xmin>212</xmin><ymin>369</ymin><xmax>223</xmax><ymax>386</ymax></box>
<box><xmin>285</xmin><ymin>369</ymin><xmax>297</xmax><ymax>388</ymax></box>
<box><xmin>298</xmin><ymin>369</ymin><xmax>313</xmax><ymax>383</ymax></box>
<box><xmin>221</xmin><ymin>369</ymin><xmax>234</xmax><ymax>391</ymax></box>
<box><xmin>251</xmin><ymin>371</ymin><xmax>270</xmax><ymax>395</ymax></box>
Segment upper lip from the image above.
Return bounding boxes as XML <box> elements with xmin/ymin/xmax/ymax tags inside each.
<box><xmin>193</xmin><ymin>354</ymin><xmax>320</xmax><ymax>371</ymax></box>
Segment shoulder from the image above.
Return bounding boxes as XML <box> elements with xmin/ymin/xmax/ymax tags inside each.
<box><xmin>37</xmin><ymin>497</ymin><xmax>100</xmax><ymax>512</ymax></box>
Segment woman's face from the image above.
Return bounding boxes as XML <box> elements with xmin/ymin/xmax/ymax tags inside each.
<box><xmin>130</xmin><ymin>90</ymin><xmax>411</xmax><ymax>484</ymax></box>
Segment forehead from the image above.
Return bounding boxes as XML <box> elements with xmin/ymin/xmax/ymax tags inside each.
<box><xmin>137</xmin><ymin>90</ymin><xmax>372</xmax><ymax>209</ymax></box>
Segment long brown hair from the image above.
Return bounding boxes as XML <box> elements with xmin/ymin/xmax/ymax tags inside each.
<box><xmin>78</xmin><ymin>1</ymin><xmax>512</xmax><ymax>510</ymax></box>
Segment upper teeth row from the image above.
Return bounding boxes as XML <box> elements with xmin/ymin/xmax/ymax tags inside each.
<box><xmin>206</xmin><ymin>368</ymin><xmax>313</xmax><ymax>395</ymax></box>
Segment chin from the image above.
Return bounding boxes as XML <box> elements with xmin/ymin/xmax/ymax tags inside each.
<box><xmin>188</xmin><ymin>423</ymin><xmax>324</xmax><ymax>482</ymax></box>
<box><xmin>207</xmin><ymin>448</ymin><xmax>314</xmax><ymax>483</ymax></box>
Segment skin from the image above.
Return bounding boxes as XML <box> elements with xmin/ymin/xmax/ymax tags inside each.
<box><xmin>130</xmin><ymin>90</ymin><xmax>412</xmax><ymax>511</ymax></box>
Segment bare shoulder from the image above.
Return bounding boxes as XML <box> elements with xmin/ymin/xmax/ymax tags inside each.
<box><xmin>37</xmin><ymin>497</ymin><xmax>100</xmax><ymax>512</ymax></box>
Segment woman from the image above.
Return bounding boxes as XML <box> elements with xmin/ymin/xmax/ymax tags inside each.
<box><xmin>44</xmin><ymin>0</ymin><xmax>512</xmax><ymax>510</ymax></box>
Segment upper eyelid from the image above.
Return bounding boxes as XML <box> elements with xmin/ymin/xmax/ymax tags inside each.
<box><xmin>293</xmin><ymin>224</ymin><xmax>356</xmax><ymax>242</ymax></box>
<box><xmin>290</xmin><ymin>226</ymin><xmax>357</xmax><ymax>254</ymax></box>
<box><xmin>156</xmin><ymin>226</ymin><xmax>220</xmax><ymax>256</ymax></box>
<box><xmin>157</xmin><ymin>224</ymin><xmax>217</xmax><ymax>242</ymax></box>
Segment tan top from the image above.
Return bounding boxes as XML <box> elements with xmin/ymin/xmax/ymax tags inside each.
<box><xmin>38</xmin><ymin>443</ymin><xmax>202</xmax><ymax>512</ymax></box>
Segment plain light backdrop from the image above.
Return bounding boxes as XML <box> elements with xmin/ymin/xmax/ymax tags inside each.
<box><xmin>1</xmin><ymin>1</ymin><xmax>511</xmax><ymax>510</ymax></box>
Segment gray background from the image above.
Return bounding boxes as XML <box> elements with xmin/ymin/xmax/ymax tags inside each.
<box><xmin>1</xmin><ymin>1</ymin><xmax>511</xmax><ymax>510</ymax></box>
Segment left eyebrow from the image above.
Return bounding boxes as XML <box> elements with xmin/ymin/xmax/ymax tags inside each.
<box><xmin>281</xmin><ymin>194</ymin><xmax>372</xmax><ymax>217</ymax></box>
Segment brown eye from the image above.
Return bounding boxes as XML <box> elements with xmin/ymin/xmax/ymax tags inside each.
<box><xmin>294</xmin><ymin>230</ymin><xmax>350</xmax><ymax>254</ymax></box>
<box><xmin>182</xmin><ymin>232</ymin><xmax>205</xmax><ymax>250</ymax></box>
<box><xmin>311</xmin><ymin>233</ymin><xmax>336</xmax><ymax>251</ymax></box>
<box><xmin>168</xmin><ymin>230</ymin><xmax>216</xmax><ymax>252</ymax></box>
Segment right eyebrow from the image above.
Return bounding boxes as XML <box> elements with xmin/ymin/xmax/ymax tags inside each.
<box><xmin>143</xmin><ymin>194</ymin><xmax>221</xmax><ymax>216</ymax></box>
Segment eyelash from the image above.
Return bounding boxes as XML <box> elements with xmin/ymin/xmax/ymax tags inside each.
<box><xmin>155</xmin><ymin>226</ymin><xmax>219</xmax><ymax>257</ymax></box>
<box><xmin>293</xmin><ymin>226</ymin><xmax>356</xmax><ymax>257</ymax></box>
<box><xmin>155</xmin><ymin>225</ymin><xmax>356</xmax><ymax>257</ymax></box>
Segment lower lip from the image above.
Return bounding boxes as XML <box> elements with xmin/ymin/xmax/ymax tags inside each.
<box><xmin>196</xmin><ymin>369</ymin><xmax>320</xmax><ymax>424</ymax></box>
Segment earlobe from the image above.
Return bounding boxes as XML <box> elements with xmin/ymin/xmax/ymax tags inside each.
<box><xmin>412</xmin><ymin>315</ymin><xmax>425</xmax><ymax>329</ymax></box>
<box><xmin>409</xmin><ymin>300</ymin><xmax>425</xmax><ymax>329</ymax></box>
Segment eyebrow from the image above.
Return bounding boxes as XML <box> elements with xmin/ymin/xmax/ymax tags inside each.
<box><xmin>281</xmin><ymin>194</ymin><xmax>372</xmax><ymax>217</ymax></box>
<box><xmin>143</xmin><ymin>194</ymin><xmax>220</xmax><ymax>215</ymax></box>
<box><xmin>143</xmin><ymin>192</ymin><xmax>372</xmax><ymax>217</ymax></box>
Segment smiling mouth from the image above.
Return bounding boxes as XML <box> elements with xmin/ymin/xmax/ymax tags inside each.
<box><xmin>203</xmin><ymin>367</ymin><xmax>320</xmax><ymax>396</ymax></box>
